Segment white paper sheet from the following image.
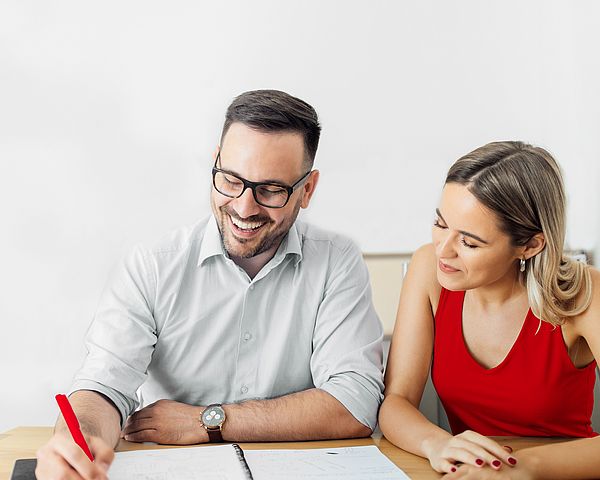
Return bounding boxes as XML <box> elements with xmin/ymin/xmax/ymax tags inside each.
<box><xmin>244</xmin><ymin>445</ymin><xmax>411</xmax><ymax>479</ymax></box>
<box><xmin>108</xmin><ymin>444</ymin><xmax>249</xmax><ymax>480</ymax></box>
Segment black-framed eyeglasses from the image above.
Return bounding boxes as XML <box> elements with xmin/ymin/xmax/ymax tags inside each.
<box><xmin>212</xmin><ymin>153</ymin><xmax>312</xmax><ymax>208</ymax></box>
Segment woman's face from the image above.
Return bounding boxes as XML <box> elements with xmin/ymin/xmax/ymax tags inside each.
<box><xmin>432</xmin><ymin>183</ymin><xmax>524</xmax><ymax>291</ymax></box>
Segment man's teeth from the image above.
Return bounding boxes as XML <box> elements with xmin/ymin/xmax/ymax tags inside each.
<box><xmin>230</xmin><ymin>216</ymin><xmax>265</xmax><ymax>230</ymax></box>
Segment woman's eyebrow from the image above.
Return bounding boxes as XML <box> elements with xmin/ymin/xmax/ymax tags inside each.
<box><xmin>436</xmin><ymin>208</ymin><xmax>489</xmax><ymax>244</ymax></box>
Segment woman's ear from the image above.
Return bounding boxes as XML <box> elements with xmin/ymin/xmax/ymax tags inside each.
<box><xmin>523</xmin><ymin>233</ymin><xmax>546</xmax><ymax>260</ymax></box>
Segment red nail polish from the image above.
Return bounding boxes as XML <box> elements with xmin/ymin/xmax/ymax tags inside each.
<box><xmin>508</xmin><ymin>457</ymin><xmax>517</xmax><ymax>465</ymax></box>
<box><xmin>476</xmin><ymin>459</ymin><xmax>483</xmax><ymax>466</ymax></box>
<box><xmin>492</xmin><ymin>460</ymin><xmax>501</xmax><ymax>468</ymax></box>
<box><xmin>451</xmin><ymin>467</ymin><xmax>457</xmax><ymax>472</ymax></box>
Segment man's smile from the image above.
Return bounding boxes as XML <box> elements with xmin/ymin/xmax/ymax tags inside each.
<box><xmin>227</xmin><ymin>212</ymin><xmax>269</xmax><ymax>239</ymax></box>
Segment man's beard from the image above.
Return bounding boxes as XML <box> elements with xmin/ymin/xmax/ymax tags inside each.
<box><xmin>218</xmin><ymin>200</ymin><xmax>301</xmax><ymax>259</ymax></box>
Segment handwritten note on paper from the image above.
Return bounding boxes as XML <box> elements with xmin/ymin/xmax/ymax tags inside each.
<box><xmin>107</xmin><ymin>444</ymin><xmax>249</xmax><ymax>480</ymax></box>
<box><xmin>244</xmin><ymin>445</ymin><xmax>411</xmax><ymax>479</ymax></box>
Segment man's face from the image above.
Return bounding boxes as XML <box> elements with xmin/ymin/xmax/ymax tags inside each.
<box><xmin>210</xmin><ymin>122</ymin><xmax>319</xmax><ymax>259</ymax></box>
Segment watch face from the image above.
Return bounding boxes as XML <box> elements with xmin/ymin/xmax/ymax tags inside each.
<box><xmin>202</xmin><ymin>405</ymin><xmax>225</xmax><ymax>428</ymax></box>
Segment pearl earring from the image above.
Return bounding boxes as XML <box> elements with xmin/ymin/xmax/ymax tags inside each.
<box><xmin>520</xmin><ymin>258</ymin><xmax>526</xmax><ymax>272</ymax></box>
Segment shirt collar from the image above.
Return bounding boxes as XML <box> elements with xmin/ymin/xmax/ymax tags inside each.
<box><xmin>283</xmin><ymin>221</ymin><xmax>303</xmax><ymax>266</ymax></box>
<box><xmin>197</xmin><ymin>216</ymin><xmax>304</xmax><ymax>267</ymax></box>
<box><xmin>197</xmin><ymin>216</ymin><xmax>227</xmax><ymax>266</ymax></box>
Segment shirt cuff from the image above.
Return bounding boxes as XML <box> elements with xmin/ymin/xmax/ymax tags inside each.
<box><xmin>319</xmin><ymin>372</ymin><xmax>383</xmax><ymax>431</ymax></box>
<box><xmin>69</xmin><ymin>379</ymin><xmax>138</xmax><ymax>429</ymax></box>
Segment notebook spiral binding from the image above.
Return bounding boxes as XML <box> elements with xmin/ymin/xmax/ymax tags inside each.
<box><xmin>232</xmin><ymin>444</ymin><xmax>254</xmax><ymax>479</ymax></box>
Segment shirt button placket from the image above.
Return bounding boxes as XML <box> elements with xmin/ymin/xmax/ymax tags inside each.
<box><xmin>237</xmin><ymin>282</ymin><xmax>257</xmax><ymax>398</ymax></box>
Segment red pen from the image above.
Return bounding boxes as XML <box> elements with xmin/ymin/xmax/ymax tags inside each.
<box><xmin>55</xmin><ymin>394</ymin><xmax>94</xmax><ymax>461</ymax></box>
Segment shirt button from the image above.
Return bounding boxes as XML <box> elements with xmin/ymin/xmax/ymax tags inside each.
<box><xmin>243</xmin><ymin>332</ymin><xmax>252</xmax><ymax>341</ymax></box>
<box><xmin>249</xmin><ymin>285</ymin><xmax>255</xmax><ymax>290</ymax></box>
<box><xmin>241</xmin><ymin>385</ymin><xmax>248</xmax><ymax>394</ymax></box>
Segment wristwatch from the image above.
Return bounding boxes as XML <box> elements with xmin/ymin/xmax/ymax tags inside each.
<box><xmin>200</xmin><ymin>404</ymin><xmax>226</xmax><ymax>443</ymax></box>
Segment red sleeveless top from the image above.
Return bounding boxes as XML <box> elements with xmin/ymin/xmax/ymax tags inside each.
<box><xmin>432</xmin><ymin>288</ymin><xmax>597</xmax><ymax>437</ymax></box>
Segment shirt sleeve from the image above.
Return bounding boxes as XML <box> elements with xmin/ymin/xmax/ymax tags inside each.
<box><xmin>70</xmin><ymin>244</ymin><xmax>158</xmax><ymax>427</ymax></box>
<box><xmin>311</xmin><ymin>239</ymin><xmax>385</xmax><ymax>431</ymax></box>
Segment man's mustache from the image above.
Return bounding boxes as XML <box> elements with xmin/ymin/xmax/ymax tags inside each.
<box><xmin>221</xmin><ymin>207</ymin><xmax>272</xmax><ymax>225</ymax></box>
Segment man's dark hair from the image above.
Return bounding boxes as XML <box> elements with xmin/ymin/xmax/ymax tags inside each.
<box><xmin>220</xmin><ymin>89</ymin><xmax>321</xmax><ymax>169</ymax></box>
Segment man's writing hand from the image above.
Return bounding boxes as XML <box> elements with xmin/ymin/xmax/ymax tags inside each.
<box><xmin>36</xmin><ymin>433</ymin><xmax>113</xmax><ymax>480</ymax></box>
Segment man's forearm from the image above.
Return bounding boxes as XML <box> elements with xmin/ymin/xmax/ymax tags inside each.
<box><xmin>222</xmin><ymin>388</ymin><xmax>371</xmax><ymax>442</ymax></box>
<box><xmin>54</xmin><ymin>390</ymin><xmax>122</xmax><ymax>448</ymax></box>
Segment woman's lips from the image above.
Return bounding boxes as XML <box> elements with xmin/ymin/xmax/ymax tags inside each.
<box><xmin>438</xmin><ymin>260</ymin><xmax>460</xmax><ymax>273</ymax></box>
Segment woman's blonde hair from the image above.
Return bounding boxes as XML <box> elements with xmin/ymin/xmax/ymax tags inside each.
<box><xmin>446</xmin><ymin>141</ymin><xmax>592</xmax><ymax>326</ymax></box>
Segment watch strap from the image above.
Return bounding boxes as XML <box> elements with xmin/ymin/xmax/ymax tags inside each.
<box><xmin>206</xmin><ymin>427</ymin><xmax>223</xmax><ymax>443</ymax></box>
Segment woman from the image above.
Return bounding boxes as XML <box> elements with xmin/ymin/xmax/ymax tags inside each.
<box><xmin>379</xmin><ymin>141</ymin><xmax>600</xmax><ymax>478</ymax></box>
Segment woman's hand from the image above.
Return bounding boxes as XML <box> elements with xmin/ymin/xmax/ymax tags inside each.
<box><xmin>422</xmin><ymin>430</ymin><xmax>518</xmax><ymax>473</ymax></box>
<box><xmin>443</xmin><ymin>461</ymin><xmax>534</xmax><ymax>479</ymax></box>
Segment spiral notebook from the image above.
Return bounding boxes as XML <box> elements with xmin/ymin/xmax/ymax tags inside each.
<box><xmin>11</xmin><ymin>444</ymin><xmax>253</xmax><ymax>480</ymax></box>
<box><xmin>12</xmin><ymin>444</ymin><xmax>410</xmax><ymax>479</ymax></box>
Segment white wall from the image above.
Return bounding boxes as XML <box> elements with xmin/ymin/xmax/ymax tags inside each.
<box><xmin>1</xmin><ymin>1</ymin><xmax>599</xmax><ymax>432</ymax></box>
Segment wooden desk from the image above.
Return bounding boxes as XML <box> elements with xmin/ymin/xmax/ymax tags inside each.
<box><xmin>0</xmin><ymin>427</ymin><xmax>558</xmax><ymax>480</ymax></box>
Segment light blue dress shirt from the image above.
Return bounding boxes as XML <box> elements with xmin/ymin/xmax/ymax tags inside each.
<box><xmin>71</xmin><ymin>216</ymin><xmax>384</xmax><ymax>430</ymax></box>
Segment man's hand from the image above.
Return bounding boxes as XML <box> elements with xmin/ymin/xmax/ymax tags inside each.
<box><xmin>35</xmin><ymin>432</ymin><xmax>114</xmax><ymax>480</ymax></box>
<box><xmin>122</xmin><ymin>399</ymin><xmax>207</xmax><ymax>444</ymax></box>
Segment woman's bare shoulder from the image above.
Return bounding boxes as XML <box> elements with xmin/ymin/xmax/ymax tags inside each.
<box><xmin>580</xmin><ymin>266</ymin><xmax>600</xmax><ymax>311</ymax></box>
<box><xmin>411</xmin><ymin>243</ymin><xmax>436</xmax><ymax>265</ymax></box>
<box><xmin>408</xmin><ymin>243</ymin><xmax>442</xmax><ymax>309</ymax></box>
<box><xmin>572</xmin><ymin>266</ymin><xmax>600</xmax><ymax>335</ymax></box>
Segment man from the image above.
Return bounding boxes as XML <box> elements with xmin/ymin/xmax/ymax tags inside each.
<box><xmin>35</xmin><ymin>90</ymin><xmax>384</xmax><ymax>479</ymax></box>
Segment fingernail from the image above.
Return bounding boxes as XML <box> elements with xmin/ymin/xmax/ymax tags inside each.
<box><xmin>508</xmin><ymin>457</ymin><xmax>517</xmax><ymax>465</ymax></box>
<box><xmin>475</xmin><ymin>458</ymin><xmax>483</xmax><ymax>466</ymax></box>
<box><xmin>503</xmin><ymin>445</ymin><xmax>513</xmax><ymax>453</ymax></box>
<box><xmin>451</xmin><ymin>467</ymin><xmax>457</xmax><ymax>472</ymax></box>
<box><xmin>492</xmin><ymin>460</ymin><xmax>501</xmax><ymax>468</ymax></box>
